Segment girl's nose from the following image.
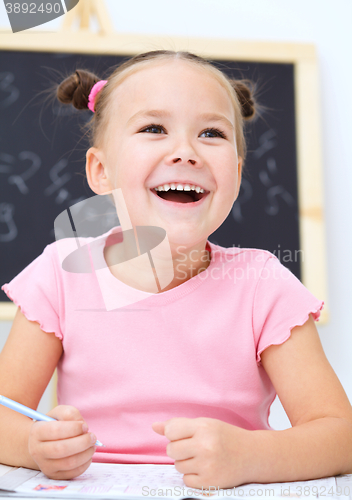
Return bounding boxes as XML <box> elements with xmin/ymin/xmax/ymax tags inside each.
<box><xmin>165</xmin><ymin>148</ymin><xmax>201</xmax><ymax>167</ymax></box>
<box><xmin>165</xmin><ymin>137</ymin><xmax>202</xmax><ymax>168</ymax></box>
<box><xmin>172</xmin><ymin>157</ymin><xmax>196</xmax><ymax>165</ymax></box>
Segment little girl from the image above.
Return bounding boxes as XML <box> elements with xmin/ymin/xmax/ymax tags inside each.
<box><xmin>1</xmin><ymin>50</ymin><xmax>352</xmax><ymax>489</ymax></box>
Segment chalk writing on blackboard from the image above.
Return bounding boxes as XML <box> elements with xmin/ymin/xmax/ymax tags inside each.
<box><xmin>231</xmin><ymin>178</ymin><xmax>253</xmax><ymax>224</ymax></box>
<box><xmin>0</xmin><ymin>203</ymin><xmax>17</xmax><ymax>243</ymax></box>
<box><xmin>259</xmin><ymin>156</ymin><xmax>296</xmax><ymax>216</ymax></box>
<box><xmin>7</xmin><ymin>151</ymin><xmax>41</xmax><ymax>195</ymax></box>
<box><xmin>252</xmin><ymin>128</ymin><xmax>277</xmax><ymax>159</ymax></box>
<box><xmin>44</xmin><ymin>158</ymin><xmax>72</xmax><ymax>203</ymax></box>
<box><xmin>0</xmin><ymin>72</ymin><xmax>19</xmax><ymax>108</ymax></box>
<box><xmin>232</xmin><ymin>128</ymin><xmax>297</xmax><ymax>223</ymax></box>
<box><xmin>0</xmin><ymin>152</ymin><xmax>14</xmax><ymax>173</ymax></box>
<box><xmin>0</xmin><ymin>148</ymin><xmax>90</xmax><ymax>244</ymax></box>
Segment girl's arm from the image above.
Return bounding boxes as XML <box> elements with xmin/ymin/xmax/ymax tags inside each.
<box><xmin>254</xmin><ymin>313</ymin><xmax>352</xmax><ymax>482</ymax></box>
<box><xmin>153</xmin><ymin>314</ymin><xmax>352</xmax><ymax>489</ymax></box>
<box><xmin>0</xmin><ymin>307</ymin><xmax>63</xmax><ymax>467</ymax></box>
<box><xmin>0</xmin><ymin>307</ymin><xmax>95</xmax><ymax>478</ymax></box>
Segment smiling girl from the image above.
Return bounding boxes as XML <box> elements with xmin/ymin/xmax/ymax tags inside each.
<box><xmin>1</xmin><ymin>50</ymin><xmax>352</xmax><ymax>488</ymax></box>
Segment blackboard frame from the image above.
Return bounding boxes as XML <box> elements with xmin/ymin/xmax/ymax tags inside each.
<box><xmin>0</xmin><ymin>28</ymin><xmax>328</xmax><ymax>323</ymax></box>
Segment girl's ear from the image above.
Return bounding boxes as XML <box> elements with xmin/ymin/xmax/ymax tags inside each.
<box><xmin>86</xmin><ymin>147</ymin><xmax>113</xmax><ymax>195</ymax></box>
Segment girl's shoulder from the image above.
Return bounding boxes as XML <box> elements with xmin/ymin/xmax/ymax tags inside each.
<box><xmin>47</xmin><ymin>225</ymin><xmax>120</xmax><ymax>271</ymax></box>
<box><xmin>207</xmin><ymin>240</ymin><xmax>278</xmax><ymax>269</ymax></box>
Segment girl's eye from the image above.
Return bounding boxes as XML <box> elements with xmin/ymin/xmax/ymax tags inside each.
<box><xmin>200</xmin><ymin>128</ymin><xmax>227</xmax><ymax>139</ymax></box>
<box><xmin>140</xmin><ymin>124</ymin><xmax>165</xmax><ymax>134</ymax></box>
<box><xmin>139</xmin><ymin>124</ymin><xmax>227</xmax><ymax>139</ymax></box>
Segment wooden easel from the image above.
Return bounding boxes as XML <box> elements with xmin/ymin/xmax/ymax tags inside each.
<box><xmin>60</xmin><ymin>0</ymin><xmax>114</xmax><ymax>35</ymax></box>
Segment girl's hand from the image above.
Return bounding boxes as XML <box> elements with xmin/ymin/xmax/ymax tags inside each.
<box><xmin>28</xmin><ymin>405</ymin><xmax>96</xmax><ymax>480</ymax></box>
<box><xmin>152</xmin><ymin>417</ymin><xmax>253</xmax><ymax>489</ymax></box>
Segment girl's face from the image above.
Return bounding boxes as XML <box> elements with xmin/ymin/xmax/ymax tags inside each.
<box><xmin>89</xmin><ymin>60</ymin><xmax>242</xmax><ymax>251</ymax></box>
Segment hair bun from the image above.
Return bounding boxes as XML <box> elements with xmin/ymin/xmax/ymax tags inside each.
<box><xmin>230</xmin><ymin>79</ymin><xmax>256</xmax><ymax>120</ymax></box>
<box><xmin>57</xmin><ymin>69</ymin><xmax>100</xmax><ymax>110</ymax></box>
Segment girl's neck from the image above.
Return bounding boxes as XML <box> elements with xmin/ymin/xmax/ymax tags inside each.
<box><xmin>104</xmin><ymin>239</ymin><xmax>211</xmax><ymax>293</ymax></box>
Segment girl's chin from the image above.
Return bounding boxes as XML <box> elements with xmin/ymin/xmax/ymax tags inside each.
<box><xmin>120</xmin><ymin>217</ymin><xmax>206</xmax><ymax>240</ymax></box>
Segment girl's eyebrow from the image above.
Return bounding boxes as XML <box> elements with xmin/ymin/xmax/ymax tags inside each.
<box><xmin>200</xmin><ymin>112</ymin><xmax>235</xmax><ymax>131</ymax></box>
<box><xmin>127</xmin><ymin>109</ymin><xmax>234</xmax><ymax>130</ymax></box>
<box><xmin>127</xmin><ymin>109</ymin><xmax>170</xmax><ymax>126</ymax></box>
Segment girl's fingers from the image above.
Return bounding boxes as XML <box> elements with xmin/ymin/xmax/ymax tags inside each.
<box><xmin>163</xmin><ymin>418</ymin><xmax>197</xmax><ymax>441</ymax></box>
<box><xmin>49</xmin><ymin>445</ymin><xmax>96</xmax><ymax>473</ymax></box>
<box><xmin>174</xmin><ymin>457</ymin><xmax>198</xmax><ymax>475</ymax></box>
<box><xmin>167</xmin><ymin>438</ymin><xmax>195</xmax><ymax>461</ymax></box>
<box><xmin>39</xmin><ymin>432</ymin><xmax>97</xmax><ymax>460</ymax></box>
<box><xmin>33</xmin><ymin>420</ymin><xmax>88</xmax><ymax>442</ymax></box>
<box><xmin>46</xmin><ymin>457</ymin><xmax>94</xmax><ymax>481</ymax></box>
<box><xmin>47</xmin><ymin>405</ymin><xmax>85</xmax><ymax>422</ymax></box>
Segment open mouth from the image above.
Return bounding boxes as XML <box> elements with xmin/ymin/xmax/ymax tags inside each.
<box><xmin>151</xmin><ymin>188</ymin><xmax>207</xmax><ymax>204</ymax></box>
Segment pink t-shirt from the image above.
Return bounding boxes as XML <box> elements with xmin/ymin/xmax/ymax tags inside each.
<box><xmin>2</xmin><ymin>226</ymin><xmax>324</xmax><ymax>464</ymax></box>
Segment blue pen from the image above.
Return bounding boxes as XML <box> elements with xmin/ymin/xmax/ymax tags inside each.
<box><xmin>0</xmin><ymin>395</ymin><xmax>104</xmax><ymax>447</ymax></box>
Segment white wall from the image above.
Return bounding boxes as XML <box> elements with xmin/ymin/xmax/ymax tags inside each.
<box><xmin>0</xmin><ymin>0</ymin><xmax>351</xmax><ymax>427</ymax></box>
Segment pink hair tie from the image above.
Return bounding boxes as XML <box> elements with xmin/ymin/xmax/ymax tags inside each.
<box><xmin>88</xmin><ymin>80</ymin><xmax>108</xmax><ymax>112</ymax></box>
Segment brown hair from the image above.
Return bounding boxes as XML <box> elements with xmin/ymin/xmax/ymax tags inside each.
<box><xmin>57</xmin><ymin>50</ymin><xmax>256</xmax><ymax>163</ymax></box>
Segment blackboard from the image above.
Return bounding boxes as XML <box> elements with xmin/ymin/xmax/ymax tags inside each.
<box><xmin>0</xmin><ymin>50</ymin><xmax>299</xmax><ymax>304</ymax></box>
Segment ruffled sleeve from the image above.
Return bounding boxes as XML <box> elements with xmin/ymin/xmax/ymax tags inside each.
<box><xmin>1</xmin><ymin>243</ymin><xmax>63</xmax><ymax>340</ymax></box>
<box><xmin>253</xmin><ymin>254</ymin><xmax>324</xmax><ymax>367</ymax></box>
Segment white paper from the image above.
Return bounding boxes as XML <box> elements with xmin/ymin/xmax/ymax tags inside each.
<box><xmin>0</xmin><ymin>465</ymin><xmax>17</xmax><ymax>479</ymax></box>
<box><xmin>334</xmin><ymin>475</ymin><xmax>352</xmax><ymax>500</ymax></box>
<box><xmin>238</xmin><ymin>476</ymin><xmax>337</xmax><ymax>498</ymax></box>
<box><xmin>0</xmin><ymin>463</ymin><xmax>348</xmax><ymax>500</ymax></box>
<box><xmin>0</xmin><ymin>468</ymin><xmax>40</xmax><ymax>491</ymax></box>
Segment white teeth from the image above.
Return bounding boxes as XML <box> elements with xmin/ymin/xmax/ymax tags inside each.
<box><xmin>154</xmin><ymin>183</ymin><xmax>205</xmax><ymax>193</ymax></box>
